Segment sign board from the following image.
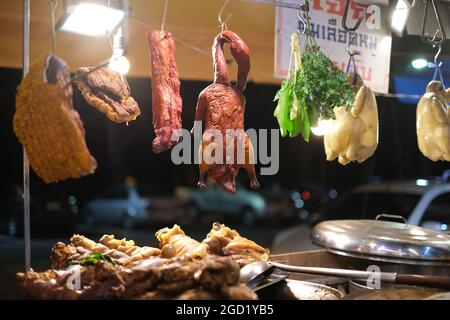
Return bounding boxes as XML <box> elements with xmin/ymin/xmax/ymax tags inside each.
<box><xmin>275</xmin><ymin>0</ymin><xmax>392</xmax><ymax>93</ymax></box>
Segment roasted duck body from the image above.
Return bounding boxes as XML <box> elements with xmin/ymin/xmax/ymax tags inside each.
<box><xmin>324</xmin><ymin>72</ymin><xmax>378</xmax><ymax>165</ymax></box>
<box><xmin>192</xmin><ymin>30</ymin><xmax>259</xmax><ymax>194</ymax></box>
<box><xmin>204</xmin><ymin>222</ymin><xmax>269</xmax><ymax>267</ymax></box>
<box><xmin>75</xmin><ymin>67</ymin><xmax>140</xmax><ymax>123</ymax></box>
<box><xmin>156</xmin><ymin>224</ymin><xmax>209</xmax><ymax>259</ymax></box>
<box><xmin>147</xmin><ymin>30</ymin><xmax>183</xmax><ymax>153</ymax></box>
<box><xmin>416</xmin><ymin>80</ymin><xmax>450</xmax><ymax>161</ymax></box>
<box><xmin>13</xmin><ymin>54</ymin><xmax>96</xmax><ymax>183</ymax></box>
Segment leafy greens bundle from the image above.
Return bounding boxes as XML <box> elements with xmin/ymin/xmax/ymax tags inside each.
<box><xmin>274</xmin><ymin>33</ymin><xmax>355</xmax><ymax>142</ymax></box>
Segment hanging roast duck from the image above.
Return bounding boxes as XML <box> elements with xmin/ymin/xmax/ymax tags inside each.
<box><xmin>416</xmin><ymin>80</ymin><xmax>450</xmax><ymax>162</ymax></box>
<box><xmin>191</xmin><ymin>30</ymin><xmax>259</xmax><ymax>194</ymax></box>
<box><xmin>324</xmin><ymin>72</ymin><xmax>379</xmax><ymax>165</ymax></box>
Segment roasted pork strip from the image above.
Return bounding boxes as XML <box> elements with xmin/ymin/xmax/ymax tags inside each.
<box><xmin>147</xmin><ymin>30</ymin><xmax>183</xmax><ymax>153</ymax></box>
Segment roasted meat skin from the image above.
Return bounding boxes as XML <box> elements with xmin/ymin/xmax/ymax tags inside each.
<box><xmin>147</xmin><ymin>30</ymin><xmax>183</xmax><ymax>153</ymax></box>
<box><xmin>204</xmin><ymin>222</ymin><xmax>269</xmax><ymax>267</ymax></box>
<box><xmin>192</xmin><ymin>30</ymin><xmax>259</xmax><ymax>194</ymax></box>
<box><xmin>13</xmin><ymin>54</ymin><xmax>97</xmax><ymax>183</ymax></box>
<box><xmin>416</xmin><ymin>80</ymin><xmax>450</xmax><ymax>161</ymax></box>
<box><xmin>17</xmin><ymin>262</ymin><xmax>125</xmax><ymax>300</ymax></box>
<box><xmin>75</xmin><ymin>67</ymin><xmax>140</xmax><ymax>123</ymax></box>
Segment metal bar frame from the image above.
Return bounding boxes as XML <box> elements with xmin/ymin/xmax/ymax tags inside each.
<box><xmin>22</xmin><ymin>0</ymin><xmax>31</xmax><ymax>272</ymax></box>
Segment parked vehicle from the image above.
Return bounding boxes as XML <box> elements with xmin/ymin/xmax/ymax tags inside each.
<box><xmin>82</xmin><ymin>183</ymin><xmax>186</xmax><ymax>228</ymax></box>
<box><xmin>0</xmin><ymin>184</ymin><xmax>75</xmax><ymax>237</ymax></box>
<box><xmin>272</xmin><ymin>178</ymin><xmax>450</xmax><ymax>253</ymax></box>
<box><xmin>187</xmin><ymin>182</ymin><xmax>266</xmax><ymax>225</ymax></box>
<box><xmin>255</xmin><ymin>182</ymin><xmax>299</xmax><ymax>224</ymax></box>
<box><xmin>309</xmin><ymin>179</ymin><xmax>450</xmax><ymax>231</ymax></box>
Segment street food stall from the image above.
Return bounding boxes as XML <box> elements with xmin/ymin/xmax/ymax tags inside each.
<box><xmin>1</xmin><ymin>0</ymin><xmax>450</xmax><ymax>301</ymax></box>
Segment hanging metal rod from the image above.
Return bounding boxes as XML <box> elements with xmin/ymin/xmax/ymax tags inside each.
<box><xmin>374</xmin><ymin>92</ymin><xmax>422</xmax><ymax>100</ymax></box>
<box><xmin>22</xmin><ymin>0</ymin><xmax>31</xmax><ymax>273</ymax></box>
<box><xmin>241</xmin><ymin>0</ymin><xmax>306</xmax><ymax>10</ymax></box>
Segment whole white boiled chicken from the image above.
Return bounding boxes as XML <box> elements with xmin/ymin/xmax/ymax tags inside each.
<box><xmin>416</xmin><ymin>80</ymin><xmax>450</xmax><ymax>162</ymax></box>
<box><xmin>324</xmin><ymin>73</ymin><xmax>378</xmax><ymax>165</ymax></box>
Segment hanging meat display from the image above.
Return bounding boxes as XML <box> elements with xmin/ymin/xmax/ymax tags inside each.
<box><xmin>324</xmin><ymin>72</ymin><xmax>379</xmax><ymax>165</ymax></box>
<box><xmin>13</xmin><ymin>54</ymin><xmax>97</xmax><ymax>183</ymax></box>
<box><xmin>416</xmin><ymin>80</ymin><xmax>450</xmax><ymax>162</ymax></box>
<box><xmin>192</xmin><ymin>30</ymin><xmax>259</xmax><ymax>194</ymax></box>
<box><xmin>147</xmin><ymin>30</ymin><xmax>183</xmax><ymax>153</ymax></box>
<box><xmin>74</xmin><ymin>66</ymin><xmax>141</xmax><ymax>123</ymax></box>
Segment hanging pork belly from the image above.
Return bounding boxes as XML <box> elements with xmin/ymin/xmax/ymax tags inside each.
<box><xmin>147</xmin><ymin>30</ymin><xmax>183</xmax><ymax>153</ymax></box>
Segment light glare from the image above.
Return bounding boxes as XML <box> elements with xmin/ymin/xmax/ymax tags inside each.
<box><xmin>391</xmin><ymin>0</ymin><xmax>410</xmax><ymax>34</ymax></box>
<box><xmin>411</xmin><ymin>58</ymin><xmax>428</xmax><ymax>69</ymax></box>
<box><xmin>109</xmin><ymin>55</ymin><xmax>130</xmax><ymax>75</ymax></box>
<box><xmin>59</xmin><ymin>3</ymin><xmax>125</xmax><ymax>37</ymax></box>
<box><xmin>311</xmin><ymin>119</ymin><xmax>332</xmax><ymax>136</ymax></box>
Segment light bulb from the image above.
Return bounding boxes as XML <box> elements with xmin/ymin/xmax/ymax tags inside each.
<box><xmin>411</xmin><ymin>58</ymin><xmax>428</xmax><ymax>69</ymax></box>
<box><xmin>311</xmin><ymin>119</ymin><xmax>332</xmax><ymax>136</ymax></box>
<box><xmin>109</xmin><ymin>54</ymin><xmax>130</xmax><ymax>75</ymax></box>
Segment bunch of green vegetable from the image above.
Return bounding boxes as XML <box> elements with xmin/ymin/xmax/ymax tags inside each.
<box><xmin>274</xmin><ymin>33</ymin><xmax>355</xmax><ymax>142</ymax></box>
<box><xmin>69</xmin><ymin>252</ymin><xmax>116</xmax><ymax>267</ymax></box>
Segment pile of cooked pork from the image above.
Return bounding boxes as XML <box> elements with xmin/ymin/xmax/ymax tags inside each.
<box><xmin>17</xmin><ymin>223</ymin><xmax>268</xmax><ymax>300</ymax></box>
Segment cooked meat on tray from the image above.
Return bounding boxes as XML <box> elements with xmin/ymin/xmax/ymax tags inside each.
<box><xmin>17</xmin><ymin>229</ymin><xmax>258</xmax><ymax>300</ymax></box>
<box><xmin>203</xmin><ymin>222</ymin><xmax>269</xmax><ymax>267</ymax></box>
<box><xmin>156</xmin><ymin>224</ymin><xmax>209</xmax><ymax>259</ymax></box>
<box><xmin>74</xmin><ymin>66</ymin><xmax>140</xmax><ymax>123</ymax></box>
<box><xmin>192</xmin><ymin>30</ymin><xmax>259</xmax><ymax>194</ymax></box>
<box><xmin>13</xmin><ymin>54</ymin><xmax>97</xmax><ymax>183</ymax></box>
<box><xmin>147</xmin><ymin>30</ymin><xmax>183</xmax><ymax>154</ymax></box>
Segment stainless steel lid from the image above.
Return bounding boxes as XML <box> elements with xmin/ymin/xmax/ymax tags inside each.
<box><xmin>312</xmin><ymin>215</ymin><xmax>450</xmax><ymax>266</ymax></box>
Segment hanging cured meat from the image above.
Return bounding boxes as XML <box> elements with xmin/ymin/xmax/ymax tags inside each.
<box><xmin>416</xmin><ymin>80</ymin><xmax>450</xmax><ymax>161</ymax></box>
<box><xmin>13</xmin><ymin>54</ymin><xmax>97</xmax><ymax>183</ymax></box>
<box><xmin>147</xmin><ymin>30</ymin><xmax>183</xmax><ymax>153</ymax></box>
<box><xmin>192</xmin><ymin>30</ymin><xmax>259</xmax><ymax>194</ymax></box>
<box><xmin>324</xmin><ymin>72</ymin><xmax>379</xmax><ymax>165</ymax></box>
<box><xmin>74</xmin><ymin>66</ymin><xmax>140</xmax><ymax>123</ymax></box>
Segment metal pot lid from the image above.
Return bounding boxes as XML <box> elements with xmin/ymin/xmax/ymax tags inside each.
<box><xmin>312</xmin><ymin>215</ymin><xmax>450</xmax><ymax>265</ymax></box>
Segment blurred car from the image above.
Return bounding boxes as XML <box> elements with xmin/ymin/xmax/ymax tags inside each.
<box><xmin>272</xmin><ymin>178</ymin><xmax>450</xmax><ymax>253</ymax></box>
<box><xmin>0</xmin><ymin>184</ymin><xmax>75</xmax><ymax>237</ymax></box>
<box><xmin>82</xmin><ymin>183</ymin><xmax>186</xmax><ymax>228</ymax></box>
<box><xmin>294</xmin><ymin>181</ymin><xmax>338</xmax><ymax>219</ymax></box>
<box><xmin>255</xmin><ymin>182</ymin><xmax>299</xmax><ymax>224</ymax></box>
<box><xmin>309</xmin><ymin>178</ymin><xmax>450</xmax><ymax>232</ymax></box>
<box><xmin>187</xmin><ymin>182</ymin><xmax>266</xmax><ymax>225</ymax></box>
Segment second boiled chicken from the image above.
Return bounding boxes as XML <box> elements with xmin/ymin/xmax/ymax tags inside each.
<box><xmin>324</xmin><ymin>73</ymin><xmax>379</xmax><ymax>165</ymax></box>
<box><xmin>416</xmin><ymin>80</ymin><xmax>450</xmax><ymax>162</ymax></box>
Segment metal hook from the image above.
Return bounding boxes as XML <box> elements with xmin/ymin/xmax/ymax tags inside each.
<box><xmin>421</xmin><ymin>0</ymin><xmax>446</xmax><ymax>46</ymax></box>
<box><xmin>218</xmin><ymin>0</ymin><xmax>231</xmax><ymax>33</ymax></box>
<box><xmin>297</xmin><ymin>9</ymin><xmax>306</xmax><ymax>35</ymax></box>
<box><xmin>346</xmin><ymin>31</ymin><xmax>360</xmax><ymax>56</ymax></box>
<box><xmin>434</xmin><ymin>44</ymin><xmax>442</xmax><ymax>66</ymax></box>
<box><xmin>342</xmin><ymin>0</ymin><xmax>363</xmax><ymax>32</ymax></box>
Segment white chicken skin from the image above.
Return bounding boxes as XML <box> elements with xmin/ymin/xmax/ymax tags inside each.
<box><xmin>416</xmin><ymin>80</ymin><xmax>450</xmax><ymax>162</ymax></box>
<box><xmin>324</xmin><ymin>73</ymin><xmax>379</xmax><ymax>165</ymax></box>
